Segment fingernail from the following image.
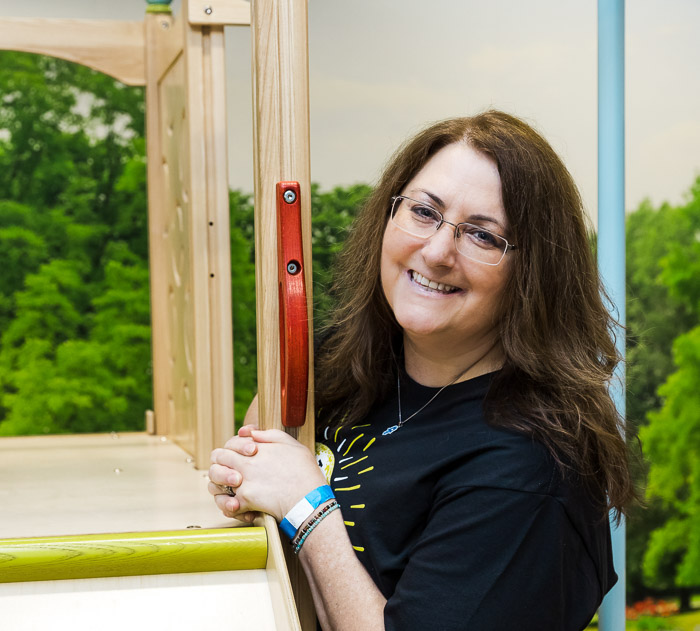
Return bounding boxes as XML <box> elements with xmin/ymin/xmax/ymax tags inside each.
<box><xmin>245</xmin><ymin>444</ymin><xmax>256</xmax><ymax>455</ymax></box>
<box><xmin>228</xmin><ymin>474</ymin><xmax>239</xmax><ymax>485</ymax></box>
<box><xmin>227</xmin><ymin>500</ymin><xmax>237</xmax><ymax>511</ymax></box>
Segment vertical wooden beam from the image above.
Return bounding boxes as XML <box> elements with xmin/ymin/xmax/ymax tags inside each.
<box><xmin>146</xmin><ymin>2</ymin><xmax>234</xmax><ymax>464</ymax></box>
<box><xmin>200</xmin><ymin>25</ymin><xmax>236</xmax><ymax>455</ymax></box>
<box><xmin>251</xmin><ymin>0</ymin><xmax>315</xmax><ymax>628</ymax></box>
<box><xmin>182</xmin><ymin>0</ymin><xmax>235</xmax><ymax>466</ymax></box>
<box><xmin>145</xmin><ymin>10</ymin><xmax>174</xmax><ymax>438</ymax></box>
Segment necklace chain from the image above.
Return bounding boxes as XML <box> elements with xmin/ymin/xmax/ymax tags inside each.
<box><xmin>382</xmin><ymin>345</ymin><xmax>498</xmax><ymax>436</ymax></box>
<box><xmin>382</xmin><ymin>367</ymin><xmax>469</xmax><ymax>436</ymax></box>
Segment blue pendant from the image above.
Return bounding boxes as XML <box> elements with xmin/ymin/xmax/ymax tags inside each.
<box><xmin>382</xmin><ymin>425</ymin><xmax>399</xmax><ymax>435</ymax></box>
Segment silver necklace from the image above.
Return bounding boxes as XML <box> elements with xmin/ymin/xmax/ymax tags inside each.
<box><xmin>382</xmin><ymin>372</ymin><xmax>462</xmax><ymax>435</ymax></box>
<box><xmin>382</xmin><ymin>346</ymin><xmax>497</xmax><ymax>436</ymax></box>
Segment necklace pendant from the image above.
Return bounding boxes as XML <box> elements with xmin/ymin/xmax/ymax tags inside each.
<box><xmin>382</xmin><ymin>425</ymin><xmax>400</xmax><ymax>436</ymax></box>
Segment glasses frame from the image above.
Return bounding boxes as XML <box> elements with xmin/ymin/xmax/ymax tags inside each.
<box><xmin>389</xmin><ymin>195</ymin><xmax>517</xmax><ymax>266</ymax></box>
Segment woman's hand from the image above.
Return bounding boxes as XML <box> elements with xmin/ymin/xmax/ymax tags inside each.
<box><xmin>208</xmin><ymin>426</ymin><xmax>259</xmax><ymax>522</ymax></box>
<box><xmin>211</xmin><ymin>428</ymin><xmax>326</xmax><ymax>522</ymax></box>
<box><xmin>208</xmin><ymin>397</ymin><xmax>262</xmax><ymax>522</ymax></box>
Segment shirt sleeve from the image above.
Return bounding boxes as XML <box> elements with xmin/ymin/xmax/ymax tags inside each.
<box><xmin>383</xmin><ymin>486</ymin><xmax>604</xmax><ymax>631</ymax></box>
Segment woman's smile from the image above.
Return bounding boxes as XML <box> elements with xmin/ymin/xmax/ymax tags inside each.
<box><xmin>409</xmin><ymin>270</ymin><xmax>462</xmax><ymax>295</ymax></box>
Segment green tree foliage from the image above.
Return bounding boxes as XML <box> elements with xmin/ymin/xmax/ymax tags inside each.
<box><xmin>311</xmin><ymin>183</ymin><xmax>371</xmax><ymax>328</ymax></box>
<box><xmin>0</xmin><ymin>51</ymin><xmax>149</xmax><ymax>435</ymax></box>
<box><xmin>624</xmin><ymin>181</ymin><xmax>700</xmax><ymax>599</ymax></box>
<box><xmin>639</xmin><ymin>177</ymin><xmax>700</xmax><ymax>596</ymax></box>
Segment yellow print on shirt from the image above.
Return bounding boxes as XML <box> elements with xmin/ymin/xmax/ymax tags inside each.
<box><xmin>316</xmin><ymin>423</ymin><xmax>378</xmax><ymax>553</ymax></box>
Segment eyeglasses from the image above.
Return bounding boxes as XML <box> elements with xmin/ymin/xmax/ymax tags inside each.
<box><xmin>390</xmin><ymin>195</ymin><xmax>517</xmax><ymax>266</ymax></box>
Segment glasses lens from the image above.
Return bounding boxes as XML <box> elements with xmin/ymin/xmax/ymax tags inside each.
<box><xmin>390</xmin><ymin>197</ymin><xmax>510</xmax><ymax>266</ymax></box>
<box><xmin>455</xmin><ymin>224</ymin><xmax>507</xmax><ymax>265</ymax></box>
<box><xmin>391</xmin><ymin>197</ymin><xmax>441</xmax><ymax>237</ymax></box>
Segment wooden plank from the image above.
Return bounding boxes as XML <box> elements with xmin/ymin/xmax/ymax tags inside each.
<box><xmin>0</xmin><ymin>433</ymin><xmax>232</xmax><ymax>539</ymax></box>
<box><xmin>0</xmin><ymin>570</ymin><xmax>277</xmax><ymax>631</ymax></box>
<box><xmin>0</xmin><ymin>18</ymin><xmax>145</xmax><ymax>86</ymax></box>
<box><xmin>251</xmin><ymin>0</ymin><xmax>315</xmax><ymax>627</ymax></box>
<box><xmin>159</xmin><ymin>52</ymin><xmax>198</xmax><ymax>454</ymax></box>
<box><xmin>182</xmin><ymin>12</ymin><xmax>215</xmax><ymax>468</ymax></box>
<box><xmin>153</xmin><ymin>12</ymin><xmax>185</xmax><ymax>83</ymax></box>
<box><xmin>201</xmin><ymin>26</ymin><xmax>236</xmax><ymax>451</ymax></box>
<box><xmin>261</xmin><ymin>514</ymin><xmax>302</xmax><ymax>631</ymax></box>
<box><xmin>0</xmin><ymin>528</ymin><xmax>266</xmax><ymax>583</ymax></box>
<box><xmin>188</xmin><ymin>0</ymin><xmax>251</xmax><ymax>25</ymax></box>
<box><xmin>145</xmin><ymin>12</ymin><xmax>174</xmax><ymax>438</ymax></box>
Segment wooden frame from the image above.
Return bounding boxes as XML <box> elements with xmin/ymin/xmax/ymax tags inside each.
<box><xmin>0</xmin><ymin>1</ymin><xmax>313</xmax><ymax>627</ymax></box>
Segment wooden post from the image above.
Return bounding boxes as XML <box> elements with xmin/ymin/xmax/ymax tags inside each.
<box><xmin>145</xmin><ymin>0</ymin><xmax>235</xmax><ymax>464</ymax></box>
<box><xmin>250</xmin><ymin>0</ymin><xmax>315</xmax><ymax>628</ymax></box>
<box><xmin>144</xmin><ymin>8</ymin><xmax>174</xmax><ymax>439</ymax></box>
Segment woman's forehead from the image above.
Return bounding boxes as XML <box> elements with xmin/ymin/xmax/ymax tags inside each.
<box><xmin>404</xmin><ymin>143</ymin><xmax>506</xmax><ymax>227</ymax></box>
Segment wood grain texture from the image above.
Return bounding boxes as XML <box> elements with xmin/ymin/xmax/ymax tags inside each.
<box><xmin>145</xmin><ymin>12</ymin><xmax>176</xmax><ymax>438</ymax></box>
<box><xmin>1</xmin><ymin>570</ymin><xmax>277</xmax><ymax>631</ymax></box>
<box><xmin>148</xmin><ymin>7</ymin><xmax>236</xmax><ymax>461</ymax></box>
<box><xmin>251</xmin><ymin>0</ymin><xmax>315</xmax><ymax>627</ymax></box>
<box><xmin>0</xmin><ymin>18</ymin><xmax>145</xmax><ymax>86</ymax></box>
<box><xmin>0</xmin><ymin>433</ymin><xmax>234</xmax><ymax>539</ymax></box>
<box><xmin>159</xmin><ymin>51</ymin><xmax>198</xmax><ymax>455</ymax></box>
<box><xmin>188</xmin><ymin>0</ymin><xmax>251</xmax><ymax>25</ymax></box>
<box><xmin>0</xmin><ymin>528</ymin><xmax>266</xmax><ymax>583</ymax></box>
<box><xmin>260</xmin><ymin>514</ymin><xmax>302</xmax><ymax>631</ymax></box>
<box><xmin>200</xmin><ymin>25</ymin><xmax>236</xmax><ymax>453</ymax></box>
<box><xmin>153</xmin><ymin>12</ymin><xmax>185</xmax><ymax>83</ymax></box>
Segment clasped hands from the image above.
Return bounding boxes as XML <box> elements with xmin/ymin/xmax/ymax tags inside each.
<box><xmin>209</xmin><ymin>422</ymin><xmax>326</xmax><ymax>524</ymax></box>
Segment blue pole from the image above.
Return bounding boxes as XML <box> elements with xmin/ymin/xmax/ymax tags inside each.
<box><xmin>597</xmin><ymin>1</ymin><xmax>626</xmax><ymax>630</ymax></box>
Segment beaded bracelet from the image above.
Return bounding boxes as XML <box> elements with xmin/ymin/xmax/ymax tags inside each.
<box><xmin>292</xmin><ymin>500</ymin><xmax>340</xmax><ymax>554</ymax></box>
<box><xmin>291</xmin><ymin>499</ymin><xmax>339</xmax><ymax>548</ymax></box>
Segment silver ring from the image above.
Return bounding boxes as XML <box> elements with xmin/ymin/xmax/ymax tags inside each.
<box><xmin>220</xmin><ymin>485</ymin><xmax>236</xmax><ymax>497</ymax></box>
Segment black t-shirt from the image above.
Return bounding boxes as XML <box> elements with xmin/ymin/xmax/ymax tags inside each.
<box><xmin>315</xmin><ymin>371</ymin><xmax>616</xmax><ymax>631</ymax></box>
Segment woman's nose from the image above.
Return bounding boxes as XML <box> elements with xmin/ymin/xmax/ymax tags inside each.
<box><xmin>421</xmin><ymin>222</ymin><xmax>457</xmax><ymax>266</ymax></box>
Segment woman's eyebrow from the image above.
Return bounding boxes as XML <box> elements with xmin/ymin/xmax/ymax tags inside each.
<box><xmin>467</xmin><ymin>213</ymin><xmax>505</xmax><ymax>231</ymax></box>
<box><xmin>412</xmin><ymin>189</ymin><xmax>446</xmax><ymax>209</ymax></box>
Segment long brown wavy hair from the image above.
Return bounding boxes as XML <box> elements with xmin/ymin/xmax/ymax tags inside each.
<box><xmin>315</xmin><ymin>110</ymin><xmax>636</xmax><ymax>517</ymax></box>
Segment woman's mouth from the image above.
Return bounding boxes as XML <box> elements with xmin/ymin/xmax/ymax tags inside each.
<box><xmin>410</xmin><ymin>270</ymin><xmax>460</xmax><ymax>294</ymax></box>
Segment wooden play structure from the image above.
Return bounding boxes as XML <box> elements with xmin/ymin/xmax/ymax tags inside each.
<box><xmin>0</xmin><ymin>0</ymin><xmax>315</xmax><ymax>628</ymax></box>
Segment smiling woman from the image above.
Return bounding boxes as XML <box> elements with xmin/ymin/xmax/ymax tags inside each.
<box><xmin>209</xmin><ymin>110</ymin><xmax>638</xmax><ymax>631</ymax></box>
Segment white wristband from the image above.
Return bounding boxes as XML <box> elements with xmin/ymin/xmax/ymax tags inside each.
<box><xmin>279</xmin><ymin>485</ymin><xmax>335</xmax><ymax>539</ymax></box>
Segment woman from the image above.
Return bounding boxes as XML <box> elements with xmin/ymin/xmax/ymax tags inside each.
<box><xmin>209</xmin><ymin>111</ymin><xmax>636</xmax><ymax>630</ymax></box>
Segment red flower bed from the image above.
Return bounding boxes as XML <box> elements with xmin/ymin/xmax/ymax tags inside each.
<box><xmin>626</xmin><ymin>598</ymin><xmax>680</xmax><ymax>620</ymax></box>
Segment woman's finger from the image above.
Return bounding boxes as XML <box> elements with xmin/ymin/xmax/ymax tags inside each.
<box><xmin>213</xmin><ymin>489</ymin><xmax>241</xmax><ymax>517</ymax></box>
<box><xmin>237</xmin><ymin>424</ymin><xmax>259</xmax><ymax>438</ymax></box>
<box><xmin>220</xmin><ymin>436</ymin><xmax>257</xmax><ymax>455</ymax></box>
<box><xmin>240</xmin><ymin>511</ymin><xmax>260</xmax><ymax>523</ymax></box>
<box><xmin>208</xmin><ymin>461</ymin><xmax>241</xmax><ymax>485</ymax></box>
<box><xmin>250</xmin><ymin>428</ymin><xmax>296</xmax><ymax>444</ymax></box>
<box><xmin>207</xmin><ymin>464</ymin><xmax>242</xmax><ymax>491</ymax></box>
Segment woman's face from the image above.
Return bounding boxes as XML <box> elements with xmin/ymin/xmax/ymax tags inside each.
<box><xmin>380</xmin><ymin>142</ymin><xmax>512</xmax><ymax>355</ymax></box>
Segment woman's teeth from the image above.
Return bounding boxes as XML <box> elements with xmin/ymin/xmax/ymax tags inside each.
<box><xmin>411</xmin><ymin>271</ymin><xmax>457</xmax><ymax>293</ymax></box>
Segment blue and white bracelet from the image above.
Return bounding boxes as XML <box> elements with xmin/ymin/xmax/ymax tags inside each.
<box><xmin>279</xmin><ymin>485</ymin><xmax>335</xmax><ymax>540</ymax></box>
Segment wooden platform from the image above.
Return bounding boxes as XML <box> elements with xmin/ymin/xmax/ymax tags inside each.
<box><xmin>0</xmin><ymin>432</ymin><xmax>229</xmax><ymax>538</ymax></box>
<box><xmin>0</xmin><ymin>433</ymin><xmax>293</xmax><ymax>631</ymax></box>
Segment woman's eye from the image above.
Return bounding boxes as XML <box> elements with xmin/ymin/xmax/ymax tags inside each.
<box><xmin>409</xmin><ymin>204</ymin><xmax>439</xmax><ymax>223</ymax></box>
<box><xmin>460</xmin><ymin>226</ymin><xmax>499</xmax><ymax>248</ymax></box>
